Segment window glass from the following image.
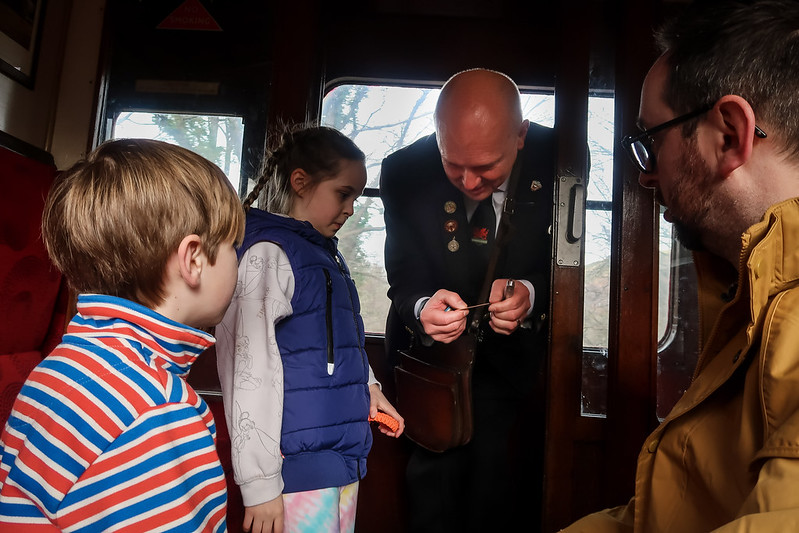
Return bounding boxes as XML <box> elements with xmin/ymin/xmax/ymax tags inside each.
<box><xmin>111</xmin><ymin>112</ymin><xmax>244</xmax><ymax>190</ymax></box>
<box><xmin>583</xmin><ymin>95</ymin><xmax>614</xmax><ymax>349</ymax></box>
<box><xmin>658</xmin><ymin>218</ymin><xmax>673</xmax><ymax>342</ymax></box>
<box><xmin>321</xmin><ymin>83</ymin><xmax>615</xmax><ymax>341</ymax></box>
<box><xmin>320</xmin><ymin>84</ymin><xmax>556</xmax><ymax>334</ymax></box>
<box><xmin>579</xmin><ymin>96</ymin><xmax>614</xmax><ymax>416</ymax></box>
<box><xmin>656</xmin><ymin>218</ymin><xmax>700</xmax><ymax>419</ymax></box>
<box><xmin>321</xmin><ymin>86</ymin><xmax>443</xmax><ymax>333</ymax></box>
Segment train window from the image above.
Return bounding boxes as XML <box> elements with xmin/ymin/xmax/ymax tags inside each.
<box><xmin>581</xmin><ymin>157</ymin><xmax>692</xmax><ymax>418</ymax></box>
<box><xmin>583</xmin><ymin>95</ymin><xmax>615</xmax><ymax>349</ymax></box>
<box><xmin>320</xmin><ymin>85</ymin><xmax>444</xmax><ymax>334</ymax></box>
<box><xmin>320</xmin><ymin>85</ymin><xmax>432</xmax><ymax>333</ymax></box>
<box><xmin>321</xmin><ymin>83</ymin><xmax>616</xmax><ymax>340</ymax></box>
<box><xmin>580</xmin><ymin>95</ymin><xmax>615</xmax><ymax>417</ymax></box>
<box><xmin>110</xmin><ymin>111</ymin><xmax>245</xmax><ymax>189</ymax></box>
<box><xmin>656</xmin><ymin>219</ymin><xmax>701</xmax><ymax>419</ymax></box>
<box><xmin>320</xmin><ymin>84</ymin><xmax>556</xmax><ymax>334</ymax></box>
<box><xmin>658</xmin><ymin>218</ymin><xmax>674</xmax><ymax>344</ymax></box>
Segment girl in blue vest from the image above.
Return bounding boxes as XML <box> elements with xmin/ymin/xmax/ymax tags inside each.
<box><xmin>216</xmin><ymin>125</ymin><xmax>404</xmax><ymax>533</ymax></box>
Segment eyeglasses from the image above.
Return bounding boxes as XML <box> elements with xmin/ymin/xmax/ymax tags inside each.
<box><xmin>621</xmin><ymin>105</ymin><xmax>768</xmax><ymax>174</ymax></box>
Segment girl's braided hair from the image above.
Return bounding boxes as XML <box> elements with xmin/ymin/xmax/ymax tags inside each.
<box><xmin>243</xmin><ymin>123</ymin><xmax>365</xmax><ymax>213</ymax></box>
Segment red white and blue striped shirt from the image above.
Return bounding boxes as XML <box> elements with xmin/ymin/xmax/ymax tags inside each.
<box><xmin>0</xmin><ymin>294</ymin><xmax>228</xmax><ymax>532</ymax></box>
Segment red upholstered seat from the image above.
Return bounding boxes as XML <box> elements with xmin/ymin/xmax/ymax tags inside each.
<box><xmin>0</xmin><ymin>142</ymin><xmax>67</xmax><ymax>429</ymax></box>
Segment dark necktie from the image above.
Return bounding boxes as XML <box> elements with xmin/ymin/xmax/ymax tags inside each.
<box><xmin>470</xmin><ymin>196</ymin><xmax>496</xmax><ymax>247</ymax></box>
<box><xmin>470</xmin><ymin>196</ymin><xmax>495</xmax><ymax>274</ymax></box>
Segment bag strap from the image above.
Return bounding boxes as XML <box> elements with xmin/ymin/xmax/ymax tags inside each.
<box><xmin>468</xmin><ymin>151</ymin><xmax>523</xmax><ymax>334</ymax></box>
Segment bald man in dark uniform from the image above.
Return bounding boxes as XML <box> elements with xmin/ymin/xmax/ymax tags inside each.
<box><xmin>380</xmin><ymin>69</ymin><xmax>556</xmax><ymax>532</ymax></box>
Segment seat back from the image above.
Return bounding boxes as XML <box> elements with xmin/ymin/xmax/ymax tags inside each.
<box><xmin>0</xmin><ymin>135</ymin><xmax>68</xmax><ymax>429</ymax></box>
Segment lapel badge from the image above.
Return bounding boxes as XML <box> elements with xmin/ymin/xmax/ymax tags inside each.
<box><xmin>447</xmin><ymin>237</ymin><xmax>460</xmax><ymax>252</ymax></box>
<box><xmin>444</xmin><ymin>201</ymin><xmax>457</xmax><ymax>214</ymax></box>
<box><xmin>444</xmin><ymin>219</ymin><xmax>458</xmax><ymax>233</ymax></box>
<box><xmin>530</xmin><ymin>180</ymin><xmax>542</xmax><ymax>192</ymax></box>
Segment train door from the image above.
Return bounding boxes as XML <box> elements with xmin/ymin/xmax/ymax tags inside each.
<box><xmin>542</xmin><ymin>2</ymin><xmax>701</xmax><ymax>530</ymax></box>
<box><xmin>314</xmin><ymin>78</ymin><xmax>614</xmax><ymax>532</ymax></box>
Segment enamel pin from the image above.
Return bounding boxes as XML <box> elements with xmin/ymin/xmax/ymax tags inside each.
<box><xmin>471</xmin><ymin>226</ymin><xmax>489</xmax><ymax>245</ymax></box>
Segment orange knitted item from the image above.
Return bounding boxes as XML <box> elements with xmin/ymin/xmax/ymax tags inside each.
<box><xmin>369</xmin><ymin>412</ymin><xmax>400</xmax><ymax>432</ymax></box>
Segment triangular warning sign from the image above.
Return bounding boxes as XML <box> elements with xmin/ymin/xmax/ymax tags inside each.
<box><xmin>157</xmin><ymin>0</ymin><xmax>222</xmax><ymax>31</ymax></box>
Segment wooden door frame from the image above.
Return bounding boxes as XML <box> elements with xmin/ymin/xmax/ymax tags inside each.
<box><xmin>543</xmin><ymin>1</ymin><xmax>599</xmax><ymax>530</ymax></box>
<box><xmin>543</xmin><ymin>0</ymin><xmax>664</xmax><ymax>530</ymax></box>
<box><xmin>605</xmin><ymin>0</ymin><xmax>663</xmax><ymax>504</ymax></box>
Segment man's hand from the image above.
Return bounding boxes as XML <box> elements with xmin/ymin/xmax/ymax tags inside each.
<box><xmin>243</xmin><ymin>495</ymin><xmax>284</xmax><ymax>533</ymax></box>
<box><xmin>487</xmin><ymin>278</ymin><xmax>529</xmax><ymax>335</ymax></box>
<box><xmin>419</xmin><ymin>289</ymin><xmax>469</xmax><ymax>343</ymax></box>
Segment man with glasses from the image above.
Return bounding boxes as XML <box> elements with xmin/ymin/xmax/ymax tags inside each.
<box><xmin>563</xmin><ymin>0</ymin><xmax>799</xmax><ymax>531</ymax></box>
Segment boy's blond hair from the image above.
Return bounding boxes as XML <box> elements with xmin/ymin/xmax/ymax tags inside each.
<box><xmin>42</xmin><ymin>138</ymin><xmax>245</xmax><ymax>308</ymax></box>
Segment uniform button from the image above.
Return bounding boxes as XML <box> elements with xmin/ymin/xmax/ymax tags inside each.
<box><xmin>647</xmin><ymin>439</ymin><xmax>659</xmax><ymax>453</ymax></box>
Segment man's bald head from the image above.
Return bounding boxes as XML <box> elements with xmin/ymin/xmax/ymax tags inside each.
<box><xmin>435</xmin><ymin>69</ymin><xmax>524</xmax><ymax>139</ymax></box>
<box><xmin>433</xmin><ymin>69</ymin><xmax>529</xmax><ymax>201</ymax></box>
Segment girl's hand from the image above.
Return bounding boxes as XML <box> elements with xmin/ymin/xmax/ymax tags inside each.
<box><xmin>369</xmin><ymin>383</ymin><xmax>405</xmax><ymax>437</ymax></box>
<box><xmin>243</xmin><ymin>495</ymin><xmax>284</xmax><ymax>533</ymax></box>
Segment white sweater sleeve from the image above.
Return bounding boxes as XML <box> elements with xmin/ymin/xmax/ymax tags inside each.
<box><xmin>216</xmin><ymin>241</ymin><xmax>294</xmax><ymax>507</ymax></box>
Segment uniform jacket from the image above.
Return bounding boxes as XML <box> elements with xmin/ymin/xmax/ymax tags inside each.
<box><xmin>226</xmin><ymin>210</ymin><xmax>371</xmax><ymax>496</ymax></box>
<box><xmin>379</xmin><ymin>125</ymin><xmax>556</xmax><ymax>392</ymax></box>
<box><xmin>564</xmin><ymin>197</ymin><xmax>799</xmax><ymax>532</ymax></box>
<box><xmin>0</xmin><ymin>294</ymin><xmax>227</xmax><ymax>532</ymax></box>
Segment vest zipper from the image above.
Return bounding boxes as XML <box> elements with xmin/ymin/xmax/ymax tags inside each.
<box><xmin>324</xmin><ymin>268</ymin><xmax>334</xmax><ymax>375</ymax></box>
<box><xmin>333</xmin><ymin>253</ymin><xmax>369</xmax><ymax>377</ymax></box>
<box><xmin>330</xmin><ymin>253</ymin><xmax>370</xmax><ymax>462</ymax></box>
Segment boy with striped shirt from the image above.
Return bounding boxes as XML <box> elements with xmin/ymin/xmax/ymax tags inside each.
<box><xmin>0</xmin><ymin>139</ymin><xmax>245</xmax><ymax>531</ymax></box>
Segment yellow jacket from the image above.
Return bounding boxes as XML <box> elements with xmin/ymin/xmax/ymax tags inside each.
<box><xmin>564</xmin><ymin>198</ymin><xmax>799</xmax><ymax>532</ymax></box>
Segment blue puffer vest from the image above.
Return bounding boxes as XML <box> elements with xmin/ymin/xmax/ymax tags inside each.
<box><xmin>239</xmin><ymin>208</ymin><xmax>372</xmax><ymax>493</ymax></box>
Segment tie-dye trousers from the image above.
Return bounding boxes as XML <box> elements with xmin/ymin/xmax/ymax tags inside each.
<box><xmin>282</xmin><ymin>481</ymin><xmax>359</xmax><ymax>533</ymax></box>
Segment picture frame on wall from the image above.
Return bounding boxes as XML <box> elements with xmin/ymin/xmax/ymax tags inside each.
<box><xmin>0</xmin><ymin>0</ymin><xmax>47</xmax><ymax>89</ymax></box>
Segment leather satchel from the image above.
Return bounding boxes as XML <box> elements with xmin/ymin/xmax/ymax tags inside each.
<box><xmin>393</xmin><ymin>155</ymin><xmax>524</xmax><ymax>453</ymax></box>
<box><xmin>394</xmin><ymin>334</ymin><xmax>476</xmax><ymax>452</ymax></box>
